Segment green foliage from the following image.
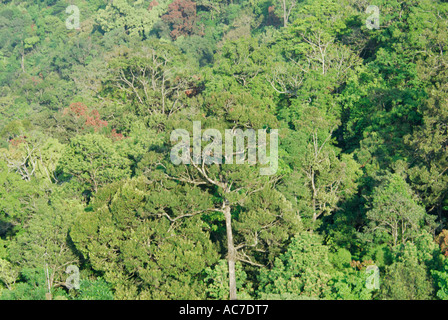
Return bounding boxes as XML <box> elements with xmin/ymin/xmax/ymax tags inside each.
<box><xmin>258</xmin><ymin>231</ymin><xmax>374</xmax><ymax>300</ymax></box>
<box><xmin>257</xmin><ymin>232</ymin><xmax>334</xmax><ymax>299</ymax></box>
<box><xmin>279</xmin><ymin>114</ymin><xmax>361</xmax><ymax>229</ymax></box>
<box><xmin>379</xmin><ymin>242</ymin><xmax>434</xmax><ymax>300</ymax></box>
<box><xmin>327</xmin><ymin>268</ymin><xmax>373</xmax><ymax>300</ymax></box>
<box><xmin>329</xmin><ymin>248</ymin><xmax>352</xmax><ymax>270</ymax></box>
<box><xmin>0</xmin><ymin>158</ymin><xmax>46</xmax><ymax>235</ymax></box>
<box><xmin>1</xmin><ymin>0</ymin><xmax>448</xmax><ymax>301</ymax></box>
<box><xmin>59</xmin><ymin>133</ymin><xmax>132</xmax><ymax>193</ymax></box>
<box><xmin>7</xmin><ymin>188</ymin><xmax>82</xmax><ymax>291</ymax></box>
<box><xmin>96</xmin><ymin>0</ymin><xmax>170</xmax><ymax>38</ymax></box>
<box><xmin>70</xmin><ymin>178</ymin><xmax>219</xmax><ymax>299</ymax></box>
<box><xmin>0</xmin><ymin>258</ymin><xmax>18</xmax><ymax>290</ymax></box>
<box><xmin>364</xmin><ymin>174</ymin><xmax>429</xmax><ymax>247</ymax></box>
<box><xmin>0</xmin><ymin>268</ymin><xmax>47</xmax><ymax>300</ymax></box>
<box><xmin>406</xmin><ymin>89</ymin><xmax>448</xmax><ymax>214</ymax></box>
<box><xmin>77</xmin><ymin>278</ymin><xmax>114</xmax><ymax>300</ymax></box>
<box><xmin>204</xmin><ymin>259</ymin><xmax>253</xmax><ymax>300</ymax></box>
<box><xmin>432</xmin><ymin>258</ymin><xmax>448</xmax><ymax>300</ymax></box>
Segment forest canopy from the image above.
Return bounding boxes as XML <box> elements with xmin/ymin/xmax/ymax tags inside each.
<box><xmin>1</xmin><ymin>0</ymin><xmax>448</xmax><ymax>301</ymax></box>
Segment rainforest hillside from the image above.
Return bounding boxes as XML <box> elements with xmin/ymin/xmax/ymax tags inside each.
<box><xmin>1</xmin><ymin>0</ymin><xmax>448</xmax><ymax>300</ymax></box>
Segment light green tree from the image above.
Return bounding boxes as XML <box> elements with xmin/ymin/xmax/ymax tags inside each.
<box><xmin>279</xmin><ymin>106</ymin><xmax>361</xmax><ymax>230</ymax></box>
<box><xmin>380</xmin><ymin>242</ymin><xmax>434</xmax><ymax>300</ymax></box>
<box><xmin>364</xmin><ymin>174</ymin><xmax>428</xmax><ymax>247</ymax></box>
<box><xmin>203</xmin><ymin>259</ymin><xmax>253</xmax><ymax>300</ymax></box>
<box><xmin>70</xmin><ymin>177</ymin><xmax>219</xmax><ymax>299</ymax></box>
<box><xmin>432</xmin><ymin>258</ymin><xmax>448</xmax><ymax>300</ymax></box>
<box><xmin>59</xmin><ymin>133</ymin><xmax>132</xmax><ymax>193</ymax></box>
<box><xmin>7</xmin><ymin>189</ymin><xmax>83</xmax><ymax>293</ymax></box>
<box><xmin>96</xmin><ymin>0</ymin><xmax>170</xmax><ymax>38</ymax></box>
<box><xmin>0</xmin><ymin>258</ymin><xmax>18</xmax><ymax>290</ymax></box>
<box><xmin>257</xmin><ymin>232</ymin><xmax>334</xmax><ymax>299</ymax></box>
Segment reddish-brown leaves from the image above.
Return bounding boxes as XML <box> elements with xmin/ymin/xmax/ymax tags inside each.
<box><xmin>161</xmin><ymin>0</ymin><xmax>202</xmax><ymax>40</ymax></box>
<box><xmin>63</xmin><ymin>102</ymin><xmax>108</xmax><ymax>132</ymax></box>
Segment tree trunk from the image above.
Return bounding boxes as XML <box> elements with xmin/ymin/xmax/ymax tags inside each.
<box><xmin>21</xmin><ymin>52</ymin><xmax>25</xmax><ymax>73</ymax></box>
<box><xmin>282</xmin><ymin>0</ymin><xmax>288</xmax><ymax>27</ymax></box>
<box><xmin>223</xmin><ymin>203</ymin><xmax>237</xmax><ymax>300</ymax></box>
<box><xmin>311</xmin><ymin>170</ymin><xmax>318</xmax><ymax>224</ymax></box>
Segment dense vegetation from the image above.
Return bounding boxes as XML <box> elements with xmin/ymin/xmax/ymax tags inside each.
<box><xmin>1</xmin><ymin>0</ymin><xmax>448</xmax><ymax>300</ymax></box>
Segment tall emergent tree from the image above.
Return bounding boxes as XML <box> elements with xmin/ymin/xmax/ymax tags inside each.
<box><xmin>143</xmin><ymin>89</ymin><xmax>301</xmax><ymax>300</ymax></box>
